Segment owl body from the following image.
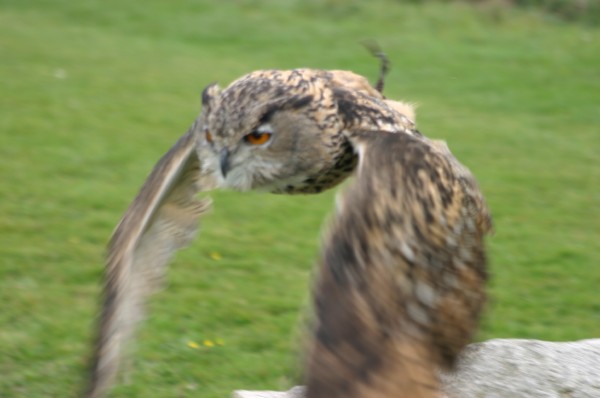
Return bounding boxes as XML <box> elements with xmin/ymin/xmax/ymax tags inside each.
<box><xmin>86</xmin><ymin>67</ymin><xmax>491</xmax><ymax>398</ymax></box>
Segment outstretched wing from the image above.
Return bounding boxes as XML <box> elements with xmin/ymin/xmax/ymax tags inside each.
<box><xmin>85</xmin><ymin>121</ymin><xmax>217</xmax><ymax>398</ymax></box>
<box><xmin>305</xmin><ymin>130</ymin><xmax>492</xmax><ymax>398</ymax></box>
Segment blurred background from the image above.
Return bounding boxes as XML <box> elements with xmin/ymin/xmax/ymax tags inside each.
<box><xmin>0</xmin><ymin>0</ymin><xmax>598</xmax><ymax>396</ymax></box>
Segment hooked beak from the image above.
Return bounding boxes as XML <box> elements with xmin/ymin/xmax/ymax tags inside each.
<box><xmin>220</xmin><ymin>147</ymin><xmax>230</xmax><ymax>177</ymax></box>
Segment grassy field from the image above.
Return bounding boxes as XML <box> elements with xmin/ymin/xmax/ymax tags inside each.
<box><xmin>1</xmin><ymin>0</ymin><xmax>599</xmax><ymax>396</ymax></box>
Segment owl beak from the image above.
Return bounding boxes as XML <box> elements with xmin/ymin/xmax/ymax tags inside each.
<box><xmin>219</xmin><ymin>147</ymin><xmax>230</xmax><ymax>177</ymax></box>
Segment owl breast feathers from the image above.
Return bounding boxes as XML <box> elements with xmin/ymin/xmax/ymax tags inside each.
<box><xmin>85</xmin><ymin>68</ymin><xmax>492</xmax><ymax>398</ymax></box>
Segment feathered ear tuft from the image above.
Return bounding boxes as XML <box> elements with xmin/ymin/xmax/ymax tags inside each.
<box><xmin>200</xmin><ymin>83</ymin><xmax>221</xmax><ymax>112</ymax></box>
<box><xmin>362</xmin><ymin>40</ymin><xmax>390</xmax><ymax>94</ymax></box>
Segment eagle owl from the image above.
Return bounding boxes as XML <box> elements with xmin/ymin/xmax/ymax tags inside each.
<box><xmin>85</xmin><ymin>68</ymin><xmax>492</xmax><ymax>398</ymax></box>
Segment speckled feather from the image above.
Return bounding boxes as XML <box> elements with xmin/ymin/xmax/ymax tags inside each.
<box><xmin>85</xmin><ymin>67</ymin><xmax>491</xmax><ymax>398</ymax></box>
<box><xmin>305</xmin><ymin>130</ymin><xmax>491</xmax><ymax>398</ymax></box>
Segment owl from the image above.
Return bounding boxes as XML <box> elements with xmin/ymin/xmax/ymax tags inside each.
<box><xmin>85</xmin><ymin>68</ymin><xmax>492</xmax><ymax>398</ymax></box>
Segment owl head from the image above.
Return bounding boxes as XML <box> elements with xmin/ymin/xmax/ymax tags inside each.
<box><xmin>197</xmin><ymin>69</ymin><xmax>415</xmax><ymax>193</ymax></box>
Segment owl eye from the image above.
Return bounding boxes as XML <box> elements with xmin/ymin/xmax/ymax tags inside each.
<box><xmin>205</xmin><ymin>130</ymin><xmax>213</xmax><ymax>144</ymax></box>
<box><xmin>244</xmin><ymin>131</ymin><xmax>272</xmax><ymax>145</ymax></box>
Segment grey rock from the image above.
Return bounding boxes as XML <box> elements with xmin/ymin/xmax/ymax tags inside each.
<box><xmin>233</xmin><ymin>386</ymin><xmax>305</xmax><ymax>398</ymax></box>
<box><xmin>232</xmin><ymin>339</ymin><xmax>600</xmax><ymax>398</ymax></box>
<box><xmin>442</xmin><ymin>338</ymin><xmax>600</xmax><ymax>398</ymax></box>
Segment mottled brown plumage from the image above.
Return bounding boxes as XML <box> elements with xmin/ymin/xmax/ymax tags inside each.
<box><xmin>85</xmin><ymin>67</ymin><xmax>491</xmax><ymax>398</ymax></box>
<box><xmin>305</xmin><ymin>130</ymin><xmax>491</xmax><ymax>398</ymax></box>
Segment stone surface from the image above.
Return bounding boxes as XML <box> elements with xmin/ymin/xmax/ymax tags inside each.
<box><xmin>441</xmin><ymin>338</ymin><xmax>600</xmax><ymax>398</ymax></box>
<box><xmin>233</xmin><ymin>386</ymin><xmax>305</xmax><ymax>398</ymax></box>
<box><xmin>233</xmin><ymin>338</ymin><xmax>600</xmax><ymax>398</ymax></box>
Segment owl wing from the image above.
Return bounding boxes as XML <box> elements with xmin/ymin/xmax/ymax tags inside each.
<box><xmin>305</xmin><ymin>130</ymin><xmax>492</xmax><ymax>398</ymax></box>
<box><xmin>85</xmin><ymin>120</ymin><xmax>217</xmax><ymax>398</ymax></box>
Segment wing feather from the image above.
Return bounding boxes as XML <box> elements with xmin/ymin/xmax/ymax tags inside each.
<box><xmin>85</xmin><ymin>123</ymin><xmax>216</xmax><ymax>398</ymax></box>
<box><xmin>305</xmin><ymin>131</ymin><xmax>491</xmax><ymax>398</ymax></box>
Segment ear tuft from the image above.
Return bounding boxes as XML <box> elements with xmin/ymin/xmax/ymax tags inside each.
<box><xmin>361</xmin><ymin>40</ymin><xmax>390</xmax><ymax>94</ymax></box>
<box><xmin>201</xmin><ymin>83</ymin><xmax>221</xmax><ymax>110</ymax></box>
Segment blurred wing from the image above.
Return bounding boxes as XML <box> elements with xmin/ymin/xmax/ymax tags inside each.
<box><xmin>305</xmin><ymin>131</ymin><xmax>491</xmax><ymax>398</ymax></box>
<box><xmin>86</xmin><ymin>122</ymin><xmax>217</xmax><ymax>398</ymax></box>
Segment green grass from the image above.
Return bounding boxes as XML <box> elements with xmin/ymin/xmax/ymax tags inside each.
<box><xmin>0</xmin><ymin>0</ymin><xmax>599</xmax><ymax>396</ymax></box>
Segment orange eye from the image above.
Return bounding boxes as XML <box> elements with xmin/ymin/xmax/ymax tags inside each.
<box><xmin>244</xmin><ymin>131</ymin><xmax>272</xmax><ymax>145</ymax></box>
<box><xmin>205</xmin><ymin>130</ymin><xmax>213</xmax><ymax>143</ymax></box>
